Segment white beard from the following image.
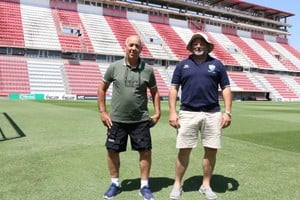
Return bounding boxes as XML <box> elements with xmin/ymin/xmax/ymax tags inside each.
<box><xmin>193</xmin><ymin>50</ymin><xmax>205</xmax><ymax>56</ymax></box>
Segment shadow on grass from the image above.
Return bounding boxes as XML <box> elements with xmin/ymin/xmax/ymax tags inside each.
<box><xmin>121</xmin><ymin>177</ymin><xmax>174</xmax><ymax>192</ymax></box>
<box><xmin>0</xmin><ymin>112</ymin><xmax>26</xmax><ymax>141</ymax></box>
<box><xmin>183</xmin><ymin>174</ymin><xmax>239</xmax><ymax>193</ymax></box>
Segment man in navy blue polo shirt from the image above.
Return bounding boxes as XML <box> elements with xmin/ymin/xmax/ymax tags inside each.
<box><xmin>169</xmin><ymin>32</ymin><xmax>232</xmax><ymax>200</ymax></box>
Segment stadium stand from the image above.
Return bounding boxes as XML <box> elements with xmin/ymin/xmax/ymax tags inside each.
<box><xmin>79</xmin><ymin>11</ymin><xmax>123</xmax><ymax>56</ymax></box>
<box><xmin>228</xmin><ymin>72</ymin><xmax>263</xmax><ymax>92</ymax></box>
<box><xmin>27</xmin><ymin>60</ymin><xmax>66</xmax><ymax>94</ymax></box>
<box><xmin>21</xmin><ymin>3</ymin><xmax>61</xmax><ymax>51</ymax></box>
<box><xmin>153</xmin><ymin>67</ymin><xmax>170</xmax><ymax>97</ymax></box>
<box><xmin>0</xmin><ymin>0</ymin><xmax>300</xmax><ymax>101</ymax></box>
<box><xmin>0</xmin><ymin>0</ymin><xmax>24</xmax><ymax>48</ymax></box>
<box><xmin>206</xmin><ymin>31</ymin><xmax>240</xmax><ymax>66</ymax></box>
<box><xmin>64</xmin><ymin>61</ymin><xmax>102</xmax><ymax>95</ymax></box>
<box><xmin>52</xmin><ymin>7</ymin><xmax>94</xmax><ymax>53</ymax></box>
<box><xmin>0</xmin><ymin>58</ymin><xmax>30</xmax><ymax>96</ymax></box>
<box><xmin>266</xmin><ymin>75</ymin><xmax>298</xmax><ymax>98</ymax></box>
<box><xmin>129</xmin><ymin>19</ymin><xmax>175</xmax><ymax>60</ymax></box>
<box><xmin>151</xmin><ymin>21</ymin><xmax>190</xmax><ymax>60</ymax></box>
<box><xmin>104</xmin><ymin>11</ymin><xmax>152</xmax><ymax>58</ymax></box>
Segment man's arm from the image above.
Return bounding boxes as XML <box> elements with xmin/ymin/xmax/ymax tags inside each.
<box><xmin>222</xmin><ymin>86</ymin><xmax>232</xmax><ymax>114</ymax></box>
<box><xmin>168</xmin><ymin>85</ymin><xmax>179</xmax><ymax>128</ymax></box>
<box><xmin>149</xmin><ymin>86</ymin><xmax>161</xmax><ymax>124</ymax></box>
<box><xmin>97</xmin><ymin>81</ymin><xmax>112</xmax><ymax>128</ymax></box>
<box><xmin>221</xmin><ymin>86</ymin><xmax>232</xmax><ymax>128</ymax></box>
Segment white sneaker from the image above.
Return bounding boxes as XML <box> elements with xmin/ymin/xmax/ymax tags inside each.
<box><xmin>199</xmin><ymin>186</ymin><xmax>217</xmax><ymax>200</ymax></box>
<box><xmin>169</xmin><ymin>187</ymin><xmax>183</xmax><ymax>200</ymax></box>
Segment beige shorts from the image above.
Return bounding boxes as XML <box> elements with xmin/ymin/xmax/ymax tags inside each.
<box><xmin>176</xmin><ymin>110</ymin><xmax>222</xmax><ymax>149</ymax></box>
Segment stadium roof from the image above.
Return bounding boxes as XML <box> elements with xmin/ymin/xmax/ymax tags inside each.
<box><xmin>91</xmin><ymin>0</ymin><xmax>294</xmax><ymax>36</ymax></box>
<box><xmin>226</xmin><ymin>0</ymin><xmax>294</xmax><ymax>18</ymax></box>
<box><xmin>140</xmin><ymin>0</ymin><xmax>294</xmax><ymax>18</ymax></box>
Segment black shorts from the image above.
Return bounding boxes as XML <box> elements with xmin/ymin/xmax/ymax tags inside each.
<box><xmin>105</xmin><ymin>120</ymin><xmax>153</xmax><ymax>152</ymax></box>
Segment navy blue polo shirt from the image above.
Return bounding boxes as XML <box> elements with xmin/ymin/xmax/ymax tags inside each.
<box><xmin>171</xmin><ymin>55</ymin><xmax>230</xmax><ymax>112</ymax></box>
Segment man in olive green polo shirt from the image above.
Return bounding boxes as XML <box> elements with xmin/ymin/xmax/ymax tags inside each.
<box><xmin>98</xmin><ymin>35</ymin><xmax>161</xmax><ymax>200</ymax></box>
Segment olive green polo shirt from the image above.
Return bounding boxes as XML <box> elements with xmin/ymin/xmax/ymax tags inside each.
<box><xmin>103</xmin><ymin>58</ymin><xmax>157</xmax><ymax>123</ymax></box>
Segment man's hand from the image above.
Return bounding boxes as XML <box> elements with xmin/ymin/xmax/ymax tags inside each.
<box><xmin>100</xmin><ymin>112</ymin><xmax>112</xmax><ymax>129</ymax></box>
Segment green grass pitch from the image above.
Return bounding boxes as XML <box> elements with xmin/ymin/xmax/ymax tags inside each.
<box><xmin>0</xmin><ymin>99</ymin><xmax>299</xmax><ymax>200</ymax></box>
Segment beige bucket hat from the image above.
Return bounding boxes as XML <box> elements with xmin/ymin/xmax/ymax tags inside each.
<box><xmin>186</xmin><ymin>32</ymin><xmax>214</xmax><ymax>53</ymax></box>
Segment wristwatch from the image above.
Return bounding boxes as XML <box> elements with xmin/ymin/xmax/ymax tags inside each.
<box><xmin>225</xmin><ymin>111</ymin><xmax>232</xmax><ymax>117</ymax></box>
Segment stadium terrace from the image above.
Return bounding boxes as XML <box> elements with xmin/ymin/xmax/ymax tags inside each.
<box><xmin>0</xmin><ymin>0</ymin><xmax>299</xmax><ymax>101</ymax></box>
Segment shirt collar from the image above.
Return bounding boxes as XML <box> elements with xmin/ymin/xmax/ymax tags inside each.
<box><xmin>123</xmin><ymin>58</ymin><xmax>141</xmax><ymax>70</ymax></box>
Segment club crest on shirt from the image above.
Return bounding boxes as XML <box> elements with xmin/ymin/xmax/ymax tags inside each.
<box><xmin>208</xmin><ymin>64</ymin><xmax>216</xmax><ymax>73</ymax></box>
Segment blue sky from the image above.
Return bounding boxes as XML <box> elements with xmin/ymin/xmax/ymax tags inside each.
<box><xmin>245</xmin><ymin>0</ymin><xmax>299</xmax><ymax>51</ymax></box>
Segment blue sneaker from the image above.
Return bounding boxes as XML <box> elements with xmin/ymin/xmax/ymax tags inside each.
<box><xmin>139</xmin><ymin>186</ymin><xmax>155</xmax><ymax>200</ymax></box>
<box><xmin>103</xmin><ymin>183</ymin><xmax>120</xmax><ymax>199</ymax></box>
